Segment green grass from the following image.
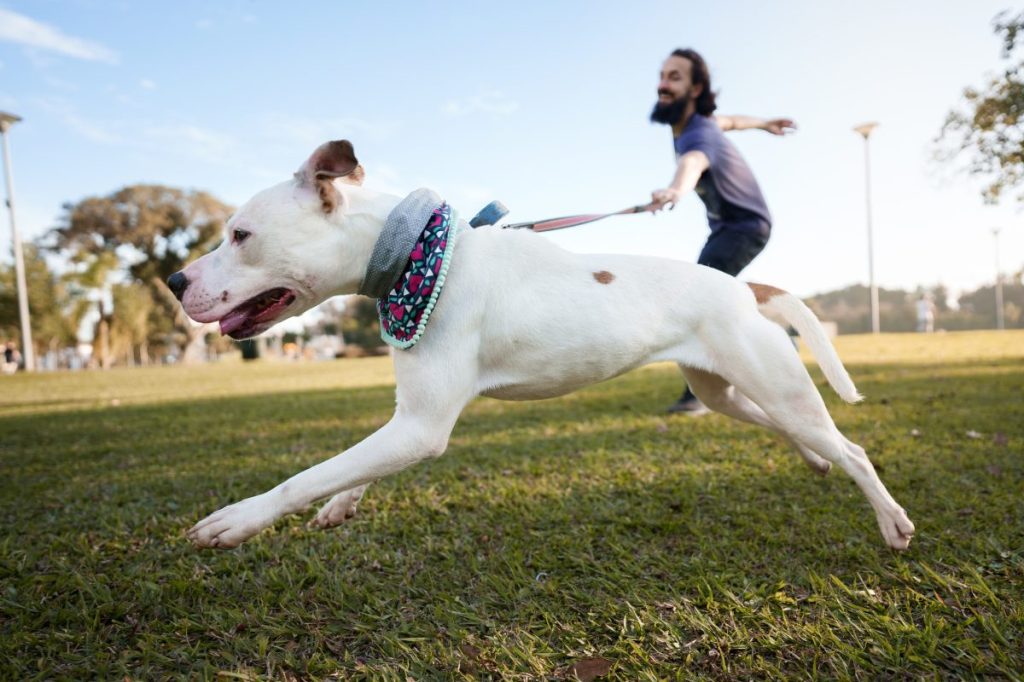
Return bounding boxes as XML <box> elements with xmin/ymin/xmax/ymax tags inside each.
<box><xmin>2</xmin><ymin>331</ymin><xmax>1022</xmax><ymax>680</ymax></box>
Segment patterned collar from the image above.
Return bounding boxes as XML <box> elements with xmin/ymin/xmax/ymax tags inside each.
<box><xmin>373</xmin><ymin>199</ymin><xmax>461</xmax><ymax>349</ymax></box>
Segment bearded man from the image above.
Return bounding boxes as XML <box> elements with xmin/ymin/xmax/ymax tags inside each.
<box><xmin>648</xmin><ymin>47</ymin><xmax>795</xmax><ymax>414</ymax></box>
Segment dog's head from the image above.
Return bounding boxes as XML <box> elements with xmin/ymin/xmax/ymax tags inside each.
<box><xmin>169</xmin><ymin>140</ymin><xmax>379</xmax><ymax>339</ymax></box>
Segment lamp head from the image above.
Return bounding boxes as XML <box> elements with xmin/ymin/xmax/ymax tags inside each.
<box><xmin>0</xmin><ymin>112</ymin><xmax>22</xmax><ymax>133</ymax></box>
<box><xmin>853</xmin><ymin>121</ymin><xmax>879</xmax><ymax>138</ymax></box>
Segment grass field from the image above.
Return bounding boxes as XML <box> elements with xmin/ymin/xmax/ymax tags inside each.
<box><xmin>1</xmin><ymin>331</ymin><xmax>1022</xmax><ymax>680</ymax></box>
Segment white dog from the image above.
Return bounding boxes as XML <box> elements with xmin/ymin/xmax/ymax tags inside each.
<box><xmin>171</xmin><ymin>140</ymin><xmax>914</xmax><ymax>552</ymax></box>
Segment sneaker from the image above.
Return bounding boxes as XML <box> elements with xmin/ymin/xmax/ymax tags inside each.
<box><xmin>666</xmin><ymin>396</ymin><xmax>710</xmax><ymax>416</ymax></box>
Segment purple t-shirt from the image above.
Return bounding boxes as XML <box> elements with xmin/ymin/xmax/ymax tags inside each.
<box><xmin>674</xmin><ymin>114</ymin><xmax>771</xmax><ymax>234</ymax></box>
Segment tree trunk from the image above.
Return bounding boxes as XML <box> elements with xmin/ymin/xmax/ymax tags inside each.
<box><xmin>182</xmin><ymin>333</ymin><xmax>208</xmax><ymax>364</ymax></box>
<box><xmin>150</xmin><ymin>275</ymin><xmax>208</xmax><ymax>365</ymax></box>
<box><xmin>98</xmin><ymin>318</ymin><xmax>112</xmax><ymax>370</ymax></box>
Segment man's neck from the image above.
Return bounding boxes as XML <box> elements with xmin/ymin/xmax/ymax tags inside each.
<box><xmin>671</xmin><ymin>101</ymin><xmax>698</xmax><ymax>137</ymax></box>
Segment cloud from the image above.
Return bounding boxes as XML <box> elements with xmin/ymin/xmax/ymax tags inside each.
<box><xmin>257</xmin><ymin>113</ymin><xmax>398</xmax><ymax>147</ymax></box>
<box><xmin>34</xmin><ymin>96</ymin><xmax>122</xmax><ymax>143</ymax></box>
<box><xmin>0</xmin><ymin>8</ymin><xmax>119</xmax><ymax>64</ymax></box>
<box><xmin>30</xmin><ymin>96</ymin><xmax>284</xmax><ymax>182</ymax></box>
<box><xmin>64</xmin><ymin>114</ymin><xmax>122</xmax><ymax>144</ymax></box>
<box><xmin>143</xmin><ymin>124</ymin><xmax>236</xmax><ymax>162</ymax></box>
<box><xmin>140</xmin><ymin>79</ymin><xmax>157</xmax><ymax>90</ymax></box>
<box><xmin>442</xmin><ymin>90</ymin><xmax>519</xmax><ymax>117</ymax></box>
<box><xmin>43</xmin><ymin>75</ymin><xmax>79</xmax><ymax>92</ymax></box>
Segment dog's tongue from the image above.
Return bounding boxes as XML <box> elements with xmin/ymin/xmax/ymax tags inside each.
<box><xmin>219</xmin><ymin>309</ymin><xmax>250</xmax><ymax>336</ymax></box>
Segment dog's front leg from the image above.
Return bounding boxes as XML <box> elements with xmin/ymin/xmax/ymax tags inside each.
<box><xmin>187</xmin><ymin>410</ymin><xmax>460</xmax><ymax>549</ymax></box>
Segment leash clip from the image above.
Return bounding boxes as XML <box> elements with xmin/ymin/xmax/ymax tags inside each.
<box><xmin>468</xmin><ymin>200</ymin><xmax>509</xmax><ymax>228</ymax></box>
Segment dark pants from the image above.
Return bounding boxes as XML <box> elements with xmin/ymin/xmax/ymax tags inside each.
<box><xmin>680</xmin><ymin>226</ymin><xmax>770</xmax><ymax>401</ymax></box>
<box><xmin>697</xmin><ymin>226</ymin><xmax>769</xmax><ymax>275</ymax></box>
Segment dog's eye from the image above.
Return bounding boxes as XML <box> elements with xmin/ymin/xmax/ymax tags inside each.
<box><xmin>232</xmin><ymin>228</ymin><xmax>251</xmax><ymax>244</ymax></box>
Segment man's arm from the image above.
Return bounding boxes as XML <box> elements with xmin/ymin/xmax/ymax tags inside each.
<box><xmin>715</xmin><ymin>115</ymin><xmax>796</xmax><ymax>135</ymax></box>
<box><xmin>647</xmin><ymin>150</ymin><xmax>710</xmax><ymax>213</ymax></box>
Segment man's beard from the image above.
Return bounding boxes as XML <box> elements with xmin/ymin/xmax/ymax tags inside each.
<box><xmin>650</xmin><ymin>95</ymin><xmax>688</xmax><ymax>125</ymax></box>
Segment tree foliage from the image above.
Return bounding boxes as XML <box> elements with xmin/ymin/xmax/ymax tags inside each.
<box><xmin>804</xmin><ymin>279</ymin><xmax>1023</xmax><ymax>333</ymax></box>
<box><xmin>340</xmin><ymin>296</ymin><xmax>384</xmax><ymax>351</ymax></box>
<box><xmin>0</xmin><ymin>245</ymin><xmax>77</xmax><ymax>351</ymax></box>
<box><xmin>939</xmin><ymin>11</ymin><xmax>1024</xmax><ymax>204</ymax></box>
<box><xmin>49</xmin><ymin>184</ymin><xmax>233</xmax><ymax>362</ymax></box>
<box><xmin>53</xmin><ymin>184</ymin><xmax>230</xmax><ymax>288</ymax></box>
<box><xmin>109</xmin><ymin>283</ymin><xmax>157</xmax><ymax>365</ymax></box>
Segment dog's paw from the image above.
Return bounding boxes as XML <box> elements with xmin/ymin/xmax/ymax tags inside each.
<box><xmin>805</xmin><ymin>457</ymin><xmax>832</xmax><ymax>477</ymax></box>
<box><xmin>187</xmin><ymin>494</ymin><xmax>280</xmax><ymax>549</ymax></box>
<box><xmin>878</xmin><ymin>507</ymin><xmax>915</xmax><ymax>551</ymax></box>
<box><xmin>795</xmin><ymin>447</ymin><xmax>832</xmax><ymax>476</ymax></box>
<box><xmin>310</xmin><ymin>485</ymin><xmax>367</xmax><ymax>530</ymax></box>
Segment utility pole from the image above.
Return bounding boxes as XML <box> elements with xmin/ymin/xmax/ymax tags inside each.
<box><xmin>853</xmin><ymin>122</ymin><xmax>880</xmax><ymax>334</ymax></box>
<box><xmin>992</xmin><ymin>227</ymin><xmax>1004</xmax><ymax>330</ymax></box>
<box><xmin>0</xmin><ymin>111</ymin><xmax>34</xmax><ymax>371</ymax></box>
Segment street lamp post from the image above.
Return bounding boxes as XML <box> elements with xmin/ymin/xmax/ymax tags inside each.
<box><xmin>0</xmin><ymin>111</ymin><xmax>34</xmax><ymax>371</ymax></box>
<box><xmin>853</xmin><ymin>122</ymin><xmax>880</xmax><ymax>334</ymax></box>
<box><xmin>992</xmin><ymin>227</ymin><xmax>1004</xmax><ymax>330</ymax></box>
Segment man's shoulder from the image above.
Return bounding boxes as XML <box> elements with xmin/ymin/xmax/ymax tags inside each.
<box><xmin>675</xmin><ymin>115</ymin><xmax>722</xmax><ymax>151</ymax></box>
<box><xmin>685</xmin><ymin>115</ymin><xmax>725</xmax><ymax>137</ymax></box>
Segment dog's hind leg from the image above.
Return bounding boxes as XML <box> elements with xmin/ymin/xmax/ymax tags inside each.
<box><xmin>310</xmin><ymin>484</ymin><xmax>369</xmax><ymax>529</ymax></box>
<box><xmin>713</xmin><ymin>321</ymin><xmax>914</xmax><ymax>550</ymax></box>
<box><xmin>681</xmin><ymin>366</ymin><xmax>832</xmax><ymax>476</ymax></box>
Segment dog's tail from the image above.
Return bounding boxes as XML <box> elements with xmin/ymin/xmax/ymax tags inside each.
<box><xmin>748</xmin><ymin>283</ymin><xmax>862</xmax><ymax>404</ymax></box>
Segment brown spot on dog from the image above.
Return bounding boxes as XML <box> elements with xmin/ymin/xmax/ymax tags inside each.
<box><xmin>593</xmin><ymin>270</ymin><xmax>615</xmax><ymax>284</ymax></box>
<box><xmin>748</xmin><ymin>282</ymin><xmax>787</xmax><ymax>304</ymax></box>
<box><xmin>316</xmin><ymin>178</ymin><xmax>338</xmax><ymax>212</ymax></box>
<box><xmin>340</xmin><ymin>164</ymin><xmax>365</xmax><ymax>186</ymax></box>
<box><xmin>220</xmin><ymin>291</ymin><xmax>229</xmax><ymax>302</ymax></box>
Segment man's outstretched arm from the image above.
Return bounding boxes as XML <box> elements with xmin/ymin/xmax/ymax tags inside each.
<box><xmin>647</xmin><ymin>150</ymin><xmax>710</xmax><ymax>213</ymax></box>
<box><xmin>715</xmin><ymin>115</ymin><xmax>796</xmax><ymax>135</ymax></box>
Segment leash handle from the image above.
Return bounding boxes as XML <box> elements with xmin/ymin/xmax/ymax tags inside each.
<box><xmin>503</xmin><ymin>204</ymin><xmax>648</xmax><ymax>233</ymax></box>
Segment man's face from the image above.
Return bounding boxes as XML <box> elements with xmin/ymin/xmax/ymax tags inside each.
<box><xmin>650</xmin><ymin>55</ymin><xmax>697</xmax><ymax>125</ymax></box>
<box><xmin>658</xmin><ymin>55</ymin><xmax>696</xmax><ymax>105</ymax></box>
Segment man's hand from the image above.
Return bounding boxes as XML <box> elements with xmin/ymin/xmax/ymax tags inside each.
<box><xmin>717</xmin><ymin>115</ymin><xmax>798</xmax><ymax>135</ymax></box>
<box><xmin>762</xmin><ymin>118</ymin><xmax>797</xmax><ymax>135</ymax></box>
<box><xmin>648</xmin><ymin>151</ymin><xmax>708</xmax><ymax>213</ymax></box>
<box><xmin>647</xmin><ymin>188</ymin><xmax>681</xmax><ymax>213</ymax></box>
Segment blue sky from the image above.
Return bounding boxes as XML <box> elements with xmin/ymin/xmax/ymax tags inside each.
<box><xmin>1</xmin><ymin>0</ymin><xmax>1020</xmax><ymax>300</ymax></box>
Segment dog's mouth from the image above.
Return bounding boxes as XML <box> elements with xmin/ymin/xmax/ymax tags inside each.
<box><xmin>218</xmin><ymin>288</ymin><xmax>297</xmax><ymax>339</ymax></box>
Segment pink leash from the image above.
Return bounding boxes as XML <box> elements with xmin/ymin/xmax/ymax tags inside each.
<box><xmin>502</xmin><ymin>204</ymin><xmax>649</xmax><ymax>233</ymax></box>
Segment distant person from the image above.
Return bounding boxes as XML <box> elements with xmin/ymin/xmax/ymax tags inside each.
<box><xmin>2</xmin><ymin>341</ymin><xmax>21</xmax><ymax>375</ymax></box>
<box><xmin>647</xmin><ymin>48</ymin><xmax>795</xmax><ymax>415</ymax></box>
<box><xmin>916</xmin><ymin>293</ymin><xmax>936</xmax><ymax>333</ymax></box>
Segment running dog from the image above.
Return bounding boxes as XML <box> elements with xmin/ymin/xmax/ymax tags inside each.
<box><xmin>170</xmin><ymin>140</ymin><xmax>914</xmax><ymax>551</ymax></box>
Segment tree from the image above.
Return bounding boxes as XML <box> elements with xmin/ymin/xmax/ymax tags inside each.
<box><xmin>0</xmin><ymin>245</ymin><xmax>77</xmax><ymax>359</ymax></box>
<box><xmin>109</xmin><ymin>283</ymin><xmax>156</xmax><ymax>365</ymax></box>
<box><xmin>804</xmin><ymin>284</ymin><xmax>925</xmax><ymax>334</ymax></box>
<box><xmin>60</xmin><ymin>248</ymin><xmax>119</xmax><ymax>368</ymax></box>
<box><xmin>956</xmin><ymin>272</ymin><xmax>1024</xmax><ymax>329</ymax></box>
<box><xmin>49</xmin><ymin>185</ymin><xmax>232</xmax><ymax>363</ymax></box>
<box><xmin>340</xmin><ymin>296</ymin><xmax>385</xmax><ymax>352</ymax></box>
<box><xmin>938</xmin><ymin>11</ymin><xmax>1024</xmax><ymax>204</ymax></box>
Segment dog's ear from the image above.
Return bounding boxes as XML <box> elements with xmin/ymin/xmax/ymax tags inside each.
<box><xmin>340</xmin><ymin>164</ymin><xmax>365</xmax><ymax>187</ymax></box>
<box><xmin>298</xmin><ymin>140</ymin><xmax>360</xmax><ymax>212</ymax></box>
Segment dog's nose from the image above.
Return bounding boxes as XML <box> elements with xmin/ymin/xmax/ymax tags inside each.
<box><xmin>167</xmin><ymin>271</ymin><xmax>190</xmax><ymax>301</ymax></box>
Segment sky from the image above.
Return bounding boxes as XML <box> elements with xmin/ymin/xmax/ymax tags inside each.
<box><xmin>0</xmin><ymin>0</ymin><xmax>1021</xmax><ymax>307</ymax></box>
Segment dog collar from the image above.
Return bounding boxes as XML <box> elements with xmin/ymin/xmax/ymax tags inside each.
<box><xmin>359</xmin><ymin>188</ymin><xmax>444</xmax><ymax>298</ymax></box>
<box><xmin>369</xmin><ymin>191</ymin><xmax>461</xmax><ymax>349</ymax></box>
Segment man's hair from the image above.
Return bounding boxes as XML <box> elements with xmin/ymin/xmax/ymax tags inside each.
<box><xmin>671</xmin><ymin>48</ymin><xmax>717</xmax><ymax>116</ymax></box>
